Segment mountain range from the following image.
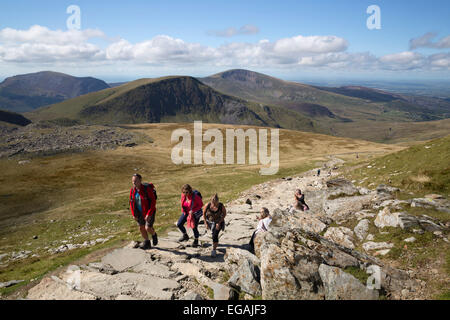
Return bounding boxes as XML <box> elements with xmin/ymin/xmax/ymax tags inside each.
<box><xmin>1</xmin><ymin>69</ymin><xmax>448</xmax><ymax>142</ymax></box>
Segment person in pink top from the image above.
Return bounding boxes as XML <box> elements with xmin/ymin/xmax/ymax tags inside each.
<box><xmin>177</xmin><ymin>184</ymin><xmax>203</xmax><ymax>247</ymax></box>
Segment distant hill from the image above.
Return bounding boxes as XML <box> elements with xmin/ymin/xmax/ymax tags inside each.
<box><xmin>0</xmin><ymin>109</ymin><xmax>32</xmax><ymax>126</ymax></box>
<box><xmin>108</xmin><ymin>82</ymin><xmax>129</xmax><ymax>88</ymax></box>
<box><xmin>0</xmin><ymin>71</ymin><xmax>110</xmax><ymax>112</ymax></box>
<box><xmin>29</xmin><ymin>76</ymin><xmax>320</xmax><ymax>133</ymax></box>
<box><xmin>200</xmin><ymin>69</ymin><xmax>450</xmax><ymax>123</ymax></box>
<box><xmin>316</xmin><ymin>85</ymin><xmax>450</xmax><ymax>120</ymax></box>
<box><xmin>314</xmin><ymin>85</ymin><xmax>400</xmax><ymax>102</ymax></box>
<box><xmin>200</xmin><ymin>69</ymin><xmax>342</xmax><ymax>120</ymax></box>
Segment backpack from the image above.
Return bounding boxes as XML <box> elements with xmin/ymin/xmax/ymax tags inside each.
<box><xmin>184</xmin><ymin>189</ymin><xmax>202</xmax><ymax>213</ymax></box>
<box><xmin>143</xmin><ymin>183</ymin><xmax>157</xmax><ymax>201</ymax></box>
<box><xmin>192</xmin><ymin>189</ymin><xmax>202</xmax><ymax>200</ymax></box>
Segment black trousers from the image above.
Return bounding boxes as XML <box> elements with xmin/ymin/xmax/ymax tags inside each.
<box><xmin>208</xmin><ymin>221</ymin><xmax>225</xmax><ymax>243</ymax></box>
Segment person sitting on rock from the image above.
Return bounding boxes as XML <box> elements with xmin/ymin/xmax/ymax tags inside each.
<box><xmin>203</xmin><ymin>193</ymin><xmax>227</xmax><ymax>257</ymax></box>
<box><xmin>177</xmin><ymin>184</ymin><xmax>203</xmax><ymax>247</ymax></box>
<box><xmin>248</xmin><ymin>207</ymin><xmax>272</xmax><ymax>254</ymax></box>
<box><xmin>129</xmin><ymin>173</ymin><xmax>158</xmax><ymax>250</ymax></box>
<box><xmin>294</xmin><ymin>189</ymin><xmax>309</xmax><ymax>211</ymax></box>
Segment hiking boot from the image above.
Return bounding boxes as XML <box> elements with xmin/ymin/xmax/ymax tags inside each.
<box><xmin>132</xmin><ymin>241</ymin><xmax>140</xmax><ymax>249</ymax></box>
<box><xmin>152</xmin><ymin>233</ymin><xmax>158</xmax><ymax>246</ymax></box>
<box><xmin>139</xmin><ymin>240</ymin><xmax>151</xmax><ymax>250</ymax></box>
<box><xmin>211</xmin><ymin>249</ymin><xmax>217</xmax><ymax>258</ymax></box>
<box><xmin>178</xmin><ymin>233</ymin><xmax>189</xmax><ymax>242</ymax></box>
<box><xmin>192</xmin><ymin>238</ymin><xmax>199</xmax><ymax>248</ymax></box>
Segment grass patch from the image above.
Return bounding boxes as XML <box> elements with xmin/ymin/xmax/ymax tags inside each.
<box><xmin>343</xmin><ymin>266</ymin><xmax>369</xmax><ymax>284</ymax></box>
<box><xmin>204</xmin><ymin>285</ymin><xmax>214</xmax><ymax>299</ymax></box>
<box><xmin>342</xmin><ymin>134</ymin><xmax>450</xmax><ymax>197</ymax></box>
<box><xmin>434</xmin><ymin>290</ymin><xmax>450</xmax><ymax>300</ymax></box>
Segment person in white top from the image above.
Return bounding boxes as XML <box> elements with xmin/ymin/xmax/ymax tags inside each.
<box><xmin>249</xmin><ymin>207</ymin><xmax>271</xmax><ymax>253</ymax></box>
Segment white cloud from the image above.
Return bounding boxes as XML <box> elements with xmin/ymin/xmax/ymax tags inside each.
<box><xmin>273</xmin><ymin>35</ymin><xmax>348</xmax><ymax>55</ymax></box>
<box><xmin>429</xmin><ymin>53</ymin><xmax>450</xmax><ymax>68</ymax></box>
<box><xmin>104</xmin><ymin>34</ymin><xmax>349</xmax><ymax>67</ymax></box>
<box><xmin>0</xmin><ymin>25</ymin><xmax>448</xmax><ymax>73</ymax></box>
<box><xmin>298</xmin><ymin>52</ymin><xmax>376</xmax><ymax>68</ymax></box>
<box><xmin>379</xmin><ymin>51</ymin><xmax>424</xmax><ymax>70</ymax></box>
<box><xmin>0</xmin><ymin>25</ymin><xmax>105</xmax><ymax>63</ymax></box>
<box><xmin>106</xmin><ymin>35</ymin><xmax>218</xmax><ymax>64</ymax></box>
<box><xmin>410</xmin><ymin>32</ymin><xmax>450</xmax><ymax>50</ymax></box>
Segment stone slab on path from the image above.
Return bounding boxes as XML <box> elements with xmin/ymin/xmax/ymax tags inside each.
<box><xmin>27</xmin><ymin>277</ymin><xmax>97</xmax><ymax>300</ymax></box>
<box><xmin>101</xmin><ymin>247</ymin><xmax>149</xmax><ymax>272</ymax></box>
<box><xmin>132</xmin><ymin>261</ymin><xmax>177</xmax><ymax>278</ymax></box>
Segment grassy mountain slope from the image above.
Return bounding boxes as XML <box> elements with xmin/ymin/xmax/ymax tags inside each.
<box><xmin>343</xmin><ymin>134</ymin><xmax>450</xmax><ymax>196</ymax></box>
<box><xmin>28</xmin><ymin>76</ymin><xmax>319</xmax><ymax>132</ymax></box>
<box><xmin>0</xmin><ymin>71</ymin><xmax>110</xmax><ymax>113</ymax></box>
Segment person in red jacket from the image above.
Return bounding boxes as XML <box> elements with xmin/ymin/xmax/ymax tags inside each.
<box><xmin>177</xmin><ymin>184</ymin><xmax>203</xmax><ymax>247</ymax></box>
<box><xmin>129</xmin><ymin>173</ymin><xmax>158</xmax><ymax>250</ymax></box>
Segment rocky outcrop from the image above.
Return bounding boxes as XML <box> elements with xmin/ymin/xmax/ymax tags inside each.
<box><xmin>0</xmin><ymin>123</ymin><xmax>142</xmax><ymax>158</ymax></box>
<box><xmin>354</xmin><ymin>219</ymin><xmax>370</xmax><ymax>241</ymax></box>
<box><xmin>411</xmin><ymin>197</ymin><xmax>450</xmax><ymax>213</ymax></box>
<box><xmin>253</xmin><ymin>208</ymin><xmax>419</xmax><ymax>300</ymax></box>
<box><xmin>324</xmin><ymin>227</ymin><xmax>355</xmax><ymax>249</ymax></box>
<box><xmin>318</xmin><ymin>264</ymin><xmax>378</xmax><ymax>300</ymax></box>
<box><xmin>374</xmin><ymin>207</ymin><xmax>447</xmax><ymax>232</ymax></box>
<box><xmin>228</xmin><ymin>259</ymin><xmax>261</xmax><ymax>297</ymax></box>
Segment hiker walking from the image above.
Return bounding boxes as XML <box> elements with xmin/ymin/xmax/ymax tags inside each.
<box><xmin>203</xmin><ymin>193</ymin><xmax>227</xmax><ymax>257</ymax></box>
<box><xmin>294</xmin><ymin>189</ymin><xmax>309</xmax><ymax>211</ymax></box>
<box><xmin>177</xmin><ymin>184</ymin><xmax>203</xmax><ymax>247</ymax></box>
<box><xmin>248</xmin><ymin>207</ymin><xmax>272</xmax><ymax>253</ymax></box>
<box><xmin>129</xmin><ymin>173</ymin><xmax>158</xmax><ymax>250</ymax></box>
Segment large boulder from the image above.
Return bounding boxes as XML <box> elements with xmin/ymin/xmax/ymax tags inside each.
<box><xmin>228</xmin><ymin>258</ymin><xmax>261</xmax><ymax>297</ymax></box>
<box><xmin>362</xmin><ymin>241</ymin><xmax>394</xmax><ymax>252</ymax></box>
<box><xmin>354</xmin><ymin>219</ymin><xmax>370</xmax><ymax>241</ymax></box>
<box><xmin>259</xmin><ymin>241</ymin><xmax>324</xmax><ymax>300</ymax></box>
<box><xmin>224</xmin><ymin>247</ymin><xmax>260</xmax><ymax>268</ymax></box>
<box><xmin>326</xmin><ymin>178</ymin><xmax>355</xmax><ymax>189</ymax></box>
<box><xmin>324</xmin><ymin>227</ymin><xmax>355</xmax><ymax>249</ymax></box>
<box><xmin>374</xmin><ymin>208</ymin><xmax>420</xmax><ymax>229</ymax></box>
<box><xmin>376</xmin><ymin>184</ymin><xmax>400</xmax><ymax>194</ymax></box>
<box><xmin>318</xmin><ymin>264</ymin><xmax>379</xmax><ymax>300</ymax></box>
<box><xmin>411</xmin><ymin>198</ymin><xmax>450</xmax><ymax>213</ymax></box>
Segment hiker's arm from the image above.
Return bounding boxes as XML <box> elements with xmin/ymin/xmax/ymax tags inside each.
<box><xmin>216</xmin><ymin>206</ymin><xmax>227</xmax><ymax>230</ymax></box>
<box><xmin>202</xmin><ymin>205</ymin><xmax>209</xmax><ymax>229</ymax></box>
<box><xmin>219</xmin><ymin>206</ymin><xmax>227</xmax><ymax>223</ymax></box>
<box><xmin>129</xmin><ymin>189</ymin><xmax>137</xmax><ymax>220</ymax></box>
<box><xmin>181</xmin><ymin>195</ymin><xmax>188</xmax><ymax>214</ymax></box>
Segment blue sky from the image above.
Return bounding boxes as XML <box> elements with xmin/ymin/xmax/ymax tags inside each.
<box><xmin>0</xmin><ymin>0</ymin><xmax>449</xmax><ymax>82</ymax></box>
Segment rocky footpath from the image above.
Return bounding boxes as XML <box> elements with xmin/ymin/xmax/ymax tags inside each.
<box><xmin>25</xmin><ymin>159</ymin><xmax>449</xmax><ymax>300</ymax></box>
<box><xmin>0</xmin><ymin>122</ymin><xmax>143</xmax><ymax>158</ymax></box>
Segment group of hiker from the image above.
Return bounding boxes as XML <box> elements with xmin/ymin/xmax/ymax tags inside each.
<box><xmin>129</xmin><ymin>173</ymin><xmax>309</xmax><ymax>256</ymax></box>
